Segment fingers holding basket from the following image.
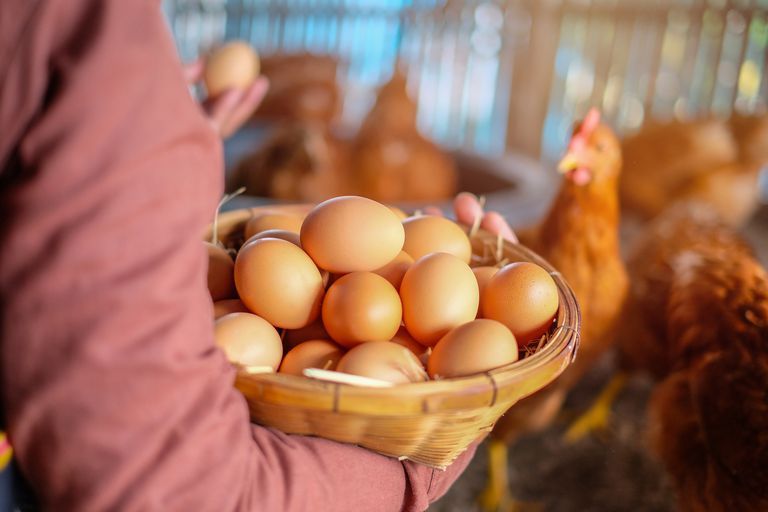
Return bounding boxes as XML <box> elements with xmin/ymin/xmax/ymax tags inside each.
<box><xmin>423</xmin><ymin>192</ymin><xmax>517</xmax><ymax>242</ymax></box>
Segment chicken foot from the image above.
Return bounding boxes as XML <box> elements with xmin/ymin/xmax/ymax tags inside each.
<box><xmin>563</xmin><ymin>372</ymin><xmax>628</xmax><ymax>443</ymax></box>
<box><xmin>478</xmin><ymin>440</ymin><xmax>542</xmax><ymax>512</ymax></box>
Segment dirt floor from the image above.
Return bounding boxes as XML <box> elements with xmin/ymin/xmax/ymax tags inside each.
<box><xmin>429</xmin><ymin>357</ymin><xmax>676</xmax><ymax>512</ymax></box>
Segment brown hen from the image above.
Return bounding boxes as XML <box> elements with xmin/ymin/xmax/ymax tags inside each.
<box><xmin>620</xmin><ymin>114</ymin><xmax>768</xmax><ymax>227</ymax></box>
<box><xmin>480</xmin><ymin>110</ymin><xmax>629</xmax><ymax>511</ymax></box>
<box><xmin>621</xmin><ymin>204</ymin><xmax>768</xmax><ymax>511</ymax></box>
<box><xmin>231</xmin><ymin>68</ymin><xmax>456</xmax><ymax>203</ymax></box>
<box><xmin>619</xmin><ymin>204</ymin><xmax>753</xmax><ymax>378</ymax></box>
<box><xmin>227</xmin><ymin>123</ymin><xmax>353</xmax><ymax>202</ymax></box>
<box><xmin>352</xmin><ymin>69</ymin><xmax>457</xmax><ymax>202</ymax></box>
<box><xmin>251</xmin><ymin>53</ymin><xmax>341</xmax><ymax>126</ymax></box>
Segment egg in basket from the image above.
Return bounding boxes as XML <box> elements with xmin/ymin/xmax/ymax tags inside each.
<box><xmin>205</xmin><ymin>196</ymin><xmax>580</xmax><ymax>468</ymax></box>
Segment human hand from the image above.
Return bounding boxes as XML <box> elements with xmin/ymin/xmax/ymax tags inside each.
<box><xmin>183</xmin><ymin>59</ymin><xmax>269</xmax><ymax>139</ymax></box>
<box><xmin>424</xmin><ymin>192</ymin><xmax>517</xmax><ymax>242</ymax></box>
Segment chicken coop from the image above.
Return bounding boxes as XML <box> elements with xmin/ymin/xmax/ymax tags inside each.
<box><xmin>162</xmin><ymin>2</ymin><xmax>768</xmax><ymax>510</ymax></box>
<box><xmin>165</xmin><ymin>0</ymin><xmax>767</xmax><ymax>161</ymax></box>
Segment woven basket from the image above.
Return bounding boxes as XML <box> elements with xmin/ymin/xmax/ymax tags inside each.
<box><xmin>207</xmin><ymin>206</ymin><xmax>580</xmax><ymax>469</ymax></box>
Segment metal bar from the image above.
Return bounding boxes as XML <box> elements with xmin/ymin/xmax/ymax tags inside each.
<box><xmin>701</xmin><ymin>8</ymin><xmax>728</xmax><ymax>113</ymax></box>
<box><xmin>677</xmin><ymin>1</ymin><xmax>705</xmax><ymax>117</ymax></box>
<box><xmin>505</xmin><ymin>1</ymin><xmax>563</xmax><ymax>157</ymax></box>
<box><xmin>588</xmin><ymin>5</ymin><xmax>618</xmax><ymax>110</ymax></box>
<box><xmin>759</xmin><ymin>12</ymin><xmax>768</xmax><ymax>107</ymax></box>
<box><xmin>727</xmin><ymin>4</ymin><xmax>752</xmax><ymax>110</ymax></box>
<box><xmin>644</xmin><ymin>10</ymin><xmax>670</xmax><ymax>112</ymax></box>
<box><xmin>518</xmin><ymin>0</ymin><xmax>754</xmax><ymax>18</ymax></box>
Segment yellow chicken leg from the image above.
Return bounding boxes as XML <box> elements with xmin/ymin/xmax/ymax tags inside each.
<box><xmin>563</xmin><ymin>372</ymin><xmax>628</xmax><ymax>443</ymax></box>
<box><xmin>478</xmin><ymin>439</ymin><xmax>509</xmax><ymax>512</ymax></box>
<box><xmin>478</xmin><ymin>440</ymin><xmax>541</xmax><ymax>512</ymax></box>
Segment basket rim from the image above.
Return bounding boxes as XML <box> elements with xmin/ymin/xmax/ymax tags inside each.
<box><xmin>218</xmin><ymin>205</ymin><xmax>581</xmax><ymax>407</ymax></box>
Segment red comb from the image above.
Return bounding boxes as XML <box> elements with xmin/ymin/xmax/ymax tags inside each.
<box><xmin>568</xmin><ymin>108</ymin><xmax>601</xmax><ymax>150</ymax></box>
<box><xmin>579</xmin><ymin>108</ymin><xmax>601</xmax><ymax>138</ymax></box>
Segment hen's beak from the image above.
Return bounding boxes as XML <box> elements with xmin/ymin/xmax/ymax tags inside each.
<box><xmin>557</xmin><ymin>152</ymin><xmax>579</xmax><ymax>174</ymax></box>
<box><xmin>557</xmin><ymin>150</ymin><xmax>593</xmax><ymax>185</ymax></box>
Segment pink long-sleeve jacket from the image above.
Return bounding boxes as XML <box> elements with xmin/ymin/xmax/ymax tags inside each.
<box><xmin>0</xmin><ymin>1</ymin><xmax>475</xmax><ymax>510</ymax></box>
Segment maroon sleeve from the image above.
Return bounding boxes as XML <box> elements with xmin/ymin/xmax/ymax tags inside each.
<box><xmin>0</xmin><ymin>1</ymin><xmax>475</xmax><ymax>511</ymax></box>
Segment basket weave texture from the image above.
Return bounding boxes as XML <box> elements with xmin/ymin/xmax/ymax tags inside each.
<box><xmin>209</xmin><ymin>207</ymin><xmax>580</xmax><ymax>468</ymax></box>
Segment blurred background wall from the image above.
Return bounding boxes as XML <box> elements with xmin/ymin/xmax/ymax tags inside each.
<box><xmin>163</xmin><ymin>0</ymin><xmax>767</xmax><ymax>162</ymax></box>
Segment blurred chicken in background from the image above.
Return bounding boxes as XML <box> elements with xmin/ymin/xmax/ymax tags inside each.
<box><xmin>620</xmin><ymin>114</ymin><xmax>768</xmax><ymax>227</ymax></box>
<box><xmin>226</xmin><ymin>52</ymin><xmax>349</xmax><ymax>199</ymax></box>
<box><xmin>227</xmin><ymin>123</ymin><xmax>353</xmax><ymax>202</ymax></box>
<box><xmin>480</xmin><ymin>110</ymin><xmax>629</xmax><ymax>511</ymax></box>
<box><xmin>251</xmin><ymin>53</ymin><xmax>341</xmax><ymax>126</ymax></box>
<box><xmin>618</xmin><ymin>204</ymin><xmax>753</xmax><ymax>379</ymax></box>
<box><xmin>618</xmin><ymin>204</ymin><xmax>768</xmax><ymax>511</ymax></box>
<box><xmin>228</xmin><ymin>66</ymin><xmax>457</xmax><ymax>203</ymax></box>
<box><xmin>353</xmin><ymin>69</ymin><xmax>457</xmax><ymax>202</ymax></box>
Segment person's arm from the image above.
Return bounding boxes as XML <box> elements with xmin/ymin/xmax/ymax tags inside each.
<box><xmin>0</xmin><ymin>1</ymin><xmax>474</xmax><ymax>511</ymax></box>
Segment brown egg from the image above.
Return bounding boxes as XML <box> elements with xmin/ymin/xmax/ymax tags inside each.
<box><xmin>235</xmin><ymin>238</ymin><xmax>324</xmax><ymax>329</ymax></box>
<box><xmin>322</xmin><ymin>272</ymin><xmax>402</xmax><ymax>348</ymax></box>
<box><xmin>336</xmin><ymin>341</ymin><xmax>427</xmax><ymax>384</ymax></box>
<box><xmin>300</xmin><ymin>196</ymin><xmax>405</xmax><ymax>273</ymax></box>
<box><xmin>214</xmin><ymin>312</ymin><xmax>282</xmax><ymax>369</ymax></box>
<box><xmin>390</xmin><ymin>327</ymin><xmax>430</xmax><ymax>363</ymax></box>
<box><xmin>402</xmin><ymin>215</ymin><xmax>472</xmax><ymax>263</ymax></box>
<box><xmin>427</xmin><ymin>319</ymin><xmax>518</xmax><ymax>379</ymax></box>
<box><xmin>206</xmin><ymin>242</ymin><xmax>236</xmax><ymax>301</ymax></box>
<box><xmin>482</xmin><ymin>262</ymin><xmax>559</xmax><ymax>346</ymax></box>
<box><xmin>243</xmin><ymin>229</ymin><xmax>301</xmax><ymax>248</ymax></box>
<box><xmin>203</xmin><ymin>41</ymin><xmax>260</xmax><ymax>98</ymax></box>
<box><xmin>244</xmin><ymin>213</ymin><xmax>304</xmax><ymax>239</ymax></box>
<box><xmin>400</xmin><ymin>253</ymin><xmax>479</xmax><ymax>346</ymax></box>
<box><xmin>473</xmin><ymin>266</ymin><xmax>499</xmax><ymax>317</ymax></box>
<box><xmin>279</xmin><ymin>339</ymin><xmax>345</xmax><ymax>376</ymax></box>
<box><xmin>372</xmin><ymin>251</ymin><xmax>414</xmax><ymax>290</ymax></box>
<box><xmin>213</xmin><ymin>299</ymin><xmax>249</xmax><ymax>319</ymax></box>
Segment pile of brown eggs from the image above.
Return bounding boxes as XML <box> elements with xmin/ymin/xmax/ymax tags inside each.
<box><xmin>208</xmin><ymin>196</ymin><xmax>559</xmax><ymax>386</ymax></box>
